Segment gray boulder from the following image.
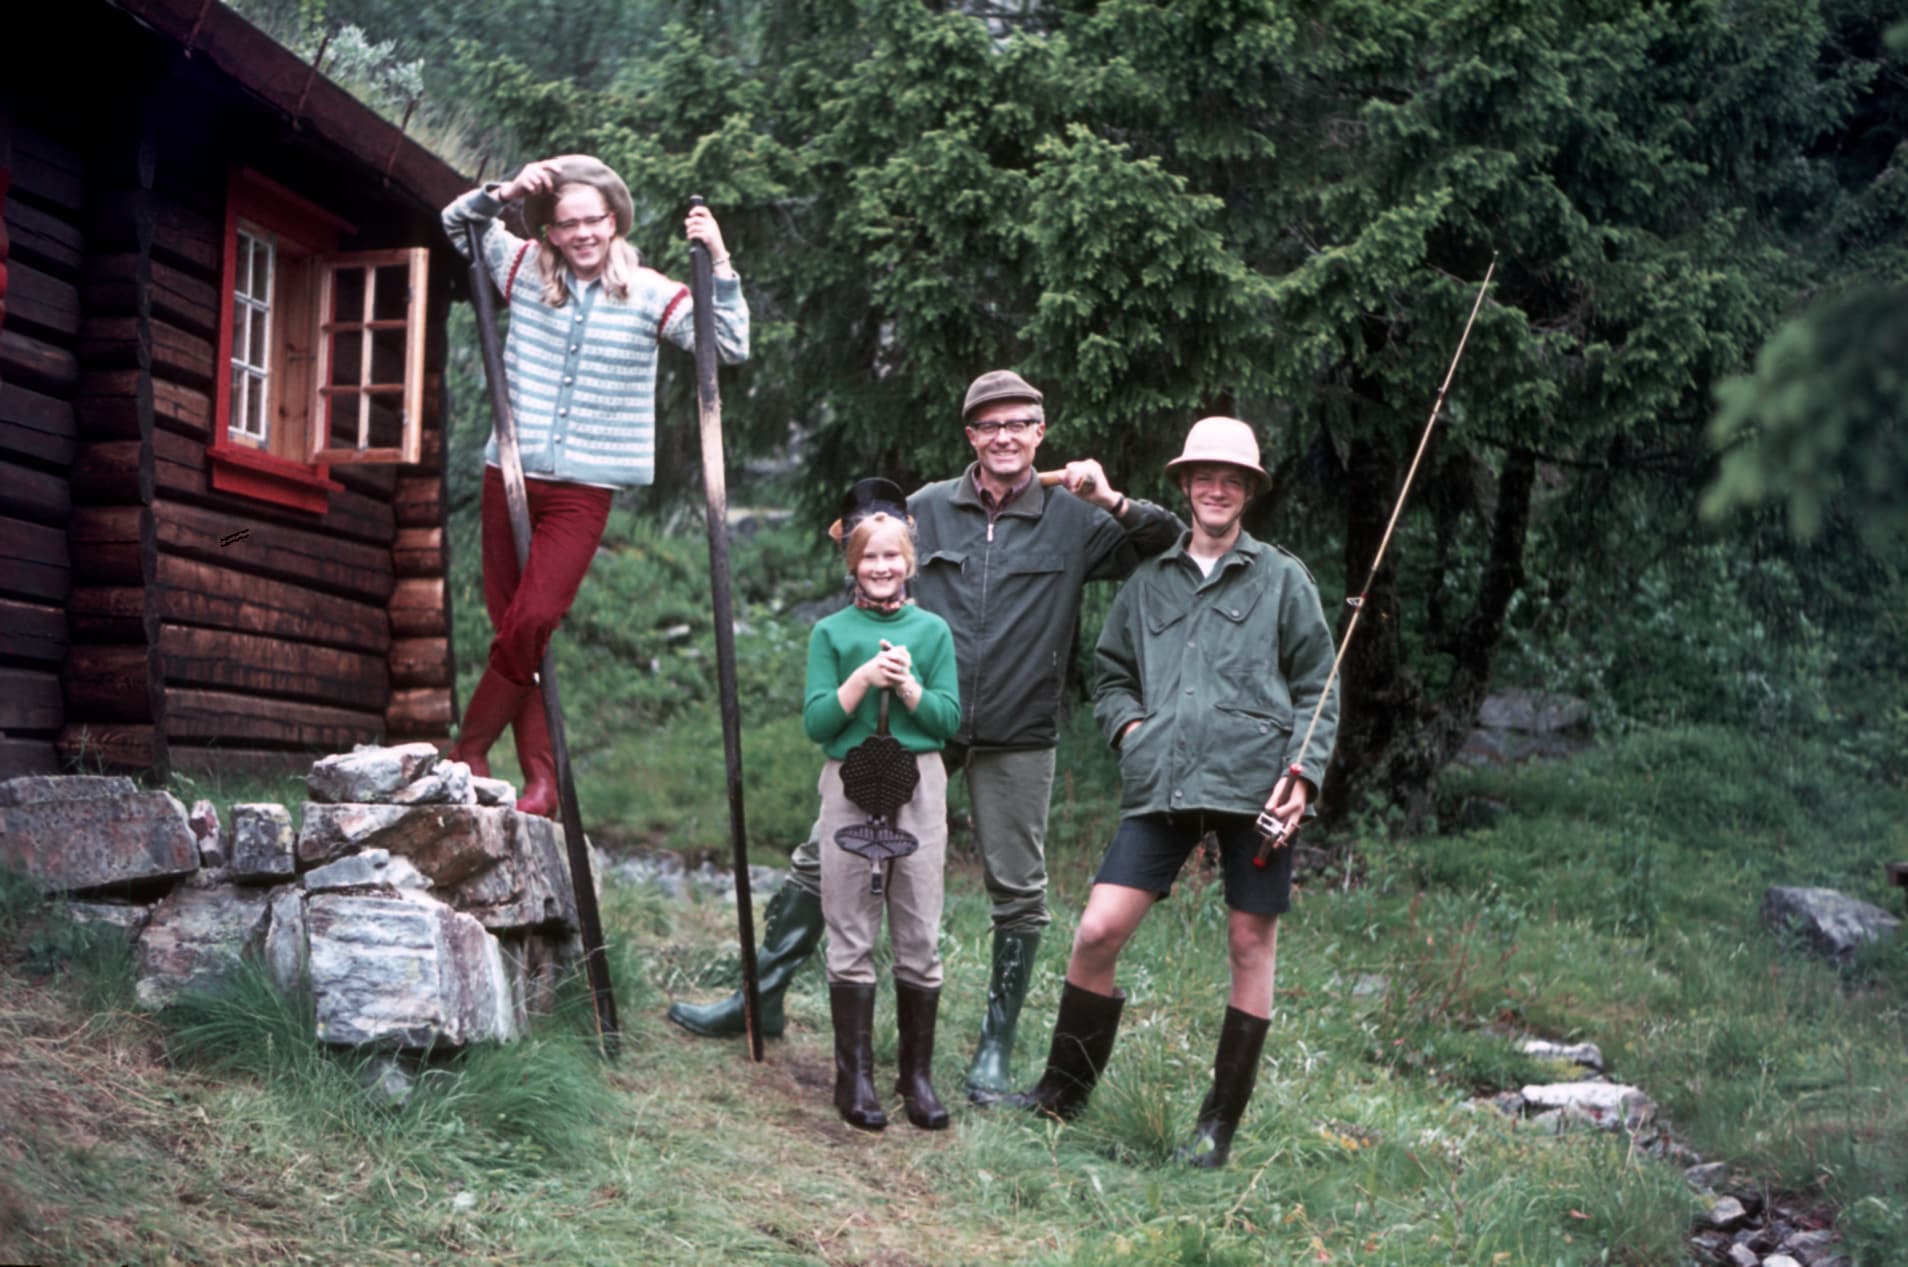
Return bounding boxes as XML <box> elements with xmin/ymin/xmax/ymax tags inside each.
<box><xmin>262</xmin><ymin>886</ymin><xmax>308</xmax><ymax>995</ymax></box>
<box><xmin>303</xmin><ymin>848</ymin><xmax>431</xmax><ymax>893</ymax></box>
<box><xmin>305</xmin><ymin>743</ymin><xmax>443</xmax><ymax>805</ymax></box>
<box><xmin>66</xmin><ymin>900</ymin><xmax>152</xmax><ymax>939</ymax></box>
<box><xmin>1518</xmin><ymin>1081</ymin><xmax>1655</xmax><ymax>1131</ymax></box>
<box><xmin>1518</xmin><ymin>1037</ymin><xmax>1604</xmax><ymax>1072</ymax></box>
<box><xmin>450</xmin><ymin>813</ymin><xmax>578</xmax><ymax>931</ymax></box>
<box><xmin>297</xmin><ymin>802</ymin><xmax>513</xmax><ymax>885</ymax></box>
<box><xmin>134</xmin><ymin>885</ymin><xmax>274</xmax><ymax>1008</ymax></box>
<box><xmin>386</xmin><ymin>760</ymin><xmax>474</xmax><ymax>806</ymax></box>
<box><xmin>306</xmin><ymin>891</ymin><xmax>516</xmax><ymax>1050</ymax></box>
<box><xmin>229</xmin><ymin>803</ymin><xmax>296</xmax><ymax>882</ymax></box>
<box><xmin>1761</xmin><ymin>886</ymin><xmax>1901</xmax><ymax>961</ymax></box>
<box><xmin>1</xmin><ymin>782</ymin><xmax>197</xmax><ymax>894</ymax></box>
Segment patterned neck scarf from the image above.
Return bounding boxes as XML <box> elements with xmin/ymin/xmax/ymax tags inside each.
<box><xmin>853</xmin><ymin>586</ymin><xmax>908</xmax><ymax>614</ymax></box>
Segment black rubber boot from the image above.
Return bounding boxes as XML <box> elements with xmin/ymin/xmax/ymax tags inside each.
<box><xmin>894</xmin><ymin>981</ymin><xmax>949</xmax><ymax>1130</ymax></box>
<box><xmin>963</xmin><ymin>928</ymin><xmax>1040</xmax><ymax>1105</ymax></box>
<box><xmin>1003</xmin><ymin>980</ymin><xmax>1125</xmax><ymax>1121</ymax></box>
<box><xmin>666</xmin><ymin>884</ymin><xmax>826</xmax><ymax>1039</ymax></box>
<box><xmin>830</xmin><ymin>982</ymin><xmax>886</xmax><ymax>1131</ymax></box>
<box><xmin>1175</xmin><ymin>1005</ymin><xmax>1270</xmax><ymax>1169</ymax></box>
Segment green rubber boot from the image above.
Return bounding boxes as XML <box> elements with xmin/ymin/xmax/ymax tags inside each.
<box><xmin>963</xmin><ymin>928</ymin><xmax>1041</xmax><ymax>1103</ymax></box>
<box><xmin>666</xmin><ymin>884</ymin><xmax>826</xmax><ymax>1039</ymax></box>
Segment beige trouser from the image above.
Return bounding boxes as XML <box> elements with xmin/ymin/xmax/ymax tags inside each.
<box><xmin>818</xmin><ymin>752</ymin><xmax>948</xmax><ymax>988</ymax></box>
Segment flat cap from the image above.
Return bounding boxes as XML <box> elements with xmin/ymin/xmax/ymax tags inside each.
<box><xmin>962</xmin><ymin>369</ymin><xmax>1043</xmax><ymax>421</ymax></box>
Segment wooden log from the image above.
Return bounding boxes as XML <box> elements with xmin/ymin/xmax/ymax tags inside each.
<box><xmin>0</xmin><ymin>668</ymin><xmax>64</xmax><ymax>730</ymax></box>
<box><xmin>0</xmin><ymin>514</ymin><xmax>70</xmax><ymax>601</ymax></box>
<box><xmin>68</xmin><ymin>505</ymin><xmax>151</xmax><ymax>585</ymax></box>
<box><xmin>0</xmin><ymin>598</ymin><xmax>66</xmax><ymax>664</ymax></box>
<box><xmin>150</xmin><ymin>554</ymin><xmax>390</xmax><ymax>654</ymax></box>
<box><xmin>0</xmin><ymin>457</ymin><xmax>71</xmax><ymax>523</ymax></box>
<box><xmin>70</xmin><ymin>440</ymin><xmax>149</xmax><ymax>505</ymax></box>
<box><xmin>0</xmin><ymin>382</ymin><xmax>79</xmax><ymax>467</ymax></box>
<box><xmin>386</xmin><ymin>687</ymin><xmax>454</xmax><ymax>735</ymax></box>
<box><xmin>5</xmin><ymin>260</ymin><xmax>81</xmax><ymax>339</ymax></box>
<box><xmin>393</xmin><ymin>526</ymin><xmax>445</xmax><ymax>578</ymax></box>
<box><xmin>10</xmin><ymin>131</ymin><xmax>84</xmax><ymax>212</ymax></box>
<box><xmin>148</xmin><ymin>430</ymin><xmax>395</xmax><ymax>547</ymax></box>
<box><xmin>389</xmin><ymin>636</ymin><xmax>452</xmax><ymax>688</ymax></box>
<box><xmin>157</xmin><ymin>623</ymin><xmax>389</xmax><ymax>710</ymax></box>
<box><xmin>401</xmin><ymin>419</ymin><xmax>446</xmax><ymax>475</ymax></box>
<box><xmin>66</xmin><ymin>584</ymin><xmax>148</xmax><ymax>645</ymax></box>
<box><xmin>62</xmin><ymin>645</ymin><xmax>152</xmax><ymax>722</ymax></box>
<box><xmin>81</xmin><ymin>317</ymin><xmax>214</xmax><ymax>388</ymax></box>
<box><xmin>155</xmin><ymin>499</ymin><xmax>393</xmax><ymax>602</ymax></box>
<box><xmin>56</xmin><ymin>723</ymin><xmax>157</xmax><ymax>771</ymax></box>
<box><xmin>164</xmin><ymin>687</ymin><xmax>382</xmax><ymax>750</ymax></box>
<box><xmin>3</xmin><ymin>200</ymin><xmax>84</xmax><ymax>277</ymax></box>
<box><xmin>389</xmin><ymin>576</ymin><xmax>448</xmax><ymax>637</ymax></box>
<box><xmin>393</xmin><ymin>475</ymin><xmax>443</xmax><ymax>527</ymax></box>
<box><xmin>0</xmin><ymin>327</ymin><xmax>79</xmax><ymax>392</ymax></box>
<box><xmin>0</xmin><ymin>737</ymin><xmax>61</xmax><ymax>778</ymax></box>
<box><xmin>332</xmin><ymin>462</ymin><xmax>399</xmax><ymax>498</ymax></box>
<box><xmin>85</xmin><ymin>253</ymin><xmax>219</xmax><ymax>335</ymax></box>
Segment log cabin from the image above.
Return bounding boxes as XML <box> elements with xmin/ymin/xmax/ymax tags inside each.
<box><xmin>2</xmin><ymin>0</ymin><xmax>469</xmax><ymax>779</ymax></box>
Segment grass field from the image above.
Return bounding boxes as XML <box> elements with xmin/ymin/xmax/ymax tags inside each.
<box><xmin>3</xmin><ymin>712</ymin><xmax>1905</xmax><ymax>1266</ymax></box>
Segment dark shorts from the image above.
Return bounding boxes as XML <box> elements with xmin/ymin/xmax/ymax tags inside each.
<box><xmin>1093</xmin><ymin>812</ymin><xmax>1294</xmax><ymax>917</ymax></box>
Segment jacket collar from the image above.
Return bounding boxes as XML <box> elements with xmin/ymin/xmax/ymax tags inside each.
<box><xmin>953</xmin><ymin>462</ymin><xmax>1046</xmax><ymax>518</ymax></box>
<box><xmin>1165</xmin><ymin>528</ymin><xmax>1265</xmax><ymax>580</ymax></box>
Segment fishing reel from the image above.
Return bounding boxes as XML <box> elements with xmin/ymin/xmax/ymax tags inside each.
<box><xmin>1251</xmin><ymin>762</ymin><xmax>1305</xmax><ymax>868</ymax></box>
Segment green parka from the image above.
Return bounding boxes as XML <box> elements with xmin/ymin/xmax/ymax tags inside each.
<box><xmin>909</xmin><ymin>465</ymin><xmax>1181</xmax><ymax>750</ymax></box>
<box><xmin>1093</xmin><ymin>531</ymin><xmax>1339</xmax><ymax>817</ymax></box>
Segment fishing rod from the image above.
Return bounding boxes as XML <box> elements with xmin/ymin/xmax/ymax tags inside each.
<box><xmin>1255</xmin><ymin>254</ymin><xmax>1499</xmax><ymax>866</ymax></box>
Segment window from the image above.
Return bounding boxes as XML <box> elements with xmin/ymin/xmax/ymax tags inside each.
<box><xmin>209</xmin><ymin>170</ymin><xmax>429</xmax><ymax>512</ymax></box>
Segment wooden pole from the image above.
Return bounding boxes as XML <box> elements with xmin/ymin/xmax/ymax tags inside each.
<box><xmin>688</xmin><ymin>196</ymin><xmax>765</xmax><ymax>1063</ymax></box>
<box><xmin>462</xmin><ymin>223</ymin><xmax>620</xmax><ymax>1058</ymax></box>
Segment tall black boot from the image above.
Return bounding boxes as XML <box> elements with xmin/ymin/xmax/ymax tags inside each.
<box><xmin>1175</xmin><ymin>1005</ymin><xmax>1270</xmax><ymax>1169</ymax></box>
<box><xmin>1002</xmin><ymin>981</ymin><xmax>1124</xmax><ymax>1121</ymax></box>
<box><xmin>667</xmin><ymin>884</ymin><xmax>826</xmax><ymax>1039</ymax></box>
<box><xmin>830</xmin><ymin>982</ymin><xmax>886</xmax><ymax>1131</ymax></box>
<box><xmin>963</xmin><ymin>928</ymin><xmax>1040</xmax><ymax>1104</ymax></box>
<box><xmin>894</xmin><ymin>981</ymin><xmax>949</xmax><ymax>1130</ymax></box>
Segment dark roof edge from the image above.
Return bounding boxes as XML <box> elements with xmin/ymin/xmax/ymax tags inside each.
<box><xmin>107</xmin><ymin>0</ymin><xmax>472</xmax><ymax>212</ymax></box>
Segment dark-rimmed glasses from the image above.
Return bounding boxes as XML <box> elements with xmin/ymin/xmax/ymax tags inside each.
<box><xmin>549</xmin><ymin>211</ymin><xmax>614</xmax><ymax>234</ymax></box>
<box><xmin>968</xmin><ymin>417</ymin><xmax>1041</xmax><ymax>438</ymax></box>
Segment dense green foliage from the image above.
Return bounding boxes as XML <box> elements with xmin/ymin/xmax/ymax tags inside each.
<box><xmin>240</xmin><ymin>0</ymin><xmax>1907</xmax><ymax>820</ymax></box>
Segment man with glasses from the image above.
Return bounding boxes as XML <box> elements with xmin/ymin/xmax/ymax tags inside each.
<box><xmin>669</xmin><ymin>369</ymin><xmax>1180</xmax><ymax>1104</ymax></box>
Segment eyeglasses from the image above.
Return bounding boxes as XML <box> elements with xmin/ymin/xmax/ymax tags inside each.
<box><xmin>548</xmin><ymin>211</ymin><xmax>614</xmax><ymax>234</ymax></box>
<box><xmin>968</xmin><ymin>417</ymin><xmax>1041</xmax><ymax>438</ymax></box>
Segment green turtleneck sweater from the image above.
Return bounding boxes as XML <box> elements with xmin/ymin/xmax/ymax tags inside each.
<box><xmin>803</xmin><ymin>603</ymin><xmax>961</xmax><ymax>760</ymax></box>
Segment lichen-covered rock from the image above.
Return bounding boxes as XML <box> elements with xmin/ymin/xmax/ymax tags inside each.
<box><xmin>134</xmin><ymin>886</ymin><xmax>273</xmax><ymax>1008</ymax></box>
<box><xmin>187</xmin><ymin>799</ymin><xmax>224</xmax><ymax>867</ymax></box>
<box><xmin>451</xmin><ymin>813</ymin><xmax>578</xmax><ymax>932</ymax></box>
<box><xmin>470</xmin><ymin>776</ymin><xmax>517</xmax><ymax>808</ymax></box>
<box><xmin>229</xmin><ymin>803</ymin><xmax>296</xmax><ymax>882</ymax></box>
<box><xmin>386</xmin><ymin>760</ymin><xmax>474</xmax><ymax>806</ymax></box>
<box><xmin>305</xmin><ymin>743</ymin><xmax>443</xmax><ymax>805</ymax></box>
<box><xmin>1</xmin><ymin>783</ymin><xmax>197</xmax><ymax>894</ymax></box>
<box><xmin>1518</xmin><ymin>1037</ymin><xmax>1604</xmax><ymax>1071</ymax></box>
<box><xmin>1518</xmin><ymin>1081</ymin><xmax>1655</xmax><ymax>1131</ymax></box>
<box><xmin>1761</xmin><ymin>886</ymin><xmax>1901</xmax><ymax>961</ymax></box>
<box><xmin>66</xmin><ymin>900</ymin><xmax>152</xmax><ymax>939</ymax></box>
<box><xmin>263</xmin><ymin>886</ymin><xmax>308</xmax><ymax>995</ymax></box>
<box><xmin>303</xmin><ymin>848</ymin><xmax>430</xmax><ymax>893</ymax></box>
<box><xmin>296</xmin><ymin>802</ymin><xmax>513</xmax><ymax>886</ymax></box>
<box><xmin>306</xmin><ymin>891</ymin><xmax>516</xmax><ymax>1050</ymax></box>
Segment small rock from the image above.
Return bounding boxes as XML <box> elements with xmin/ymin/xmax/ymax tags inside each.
<box><xmin>1762</xmin><ymin>1256</ymin><xmax>1802</xmax><ymax>1267</ymax></box>
<box><xmin>451</xmin><ymin>1190</ymin><xmax>477</xmax><ymax>1212</ymax></box>
<box><xmin>1519</xmin><ymin>1081</ymin><xmax>1654</xmax><ymax>1131</ymax></box>
<box><xmin>306</xmin><ymin>743</ymin><xmax>442</xmax><ymax>805</ymax></box>
<box><xmin>1518</xmin><ymin>1037</ymin><xmax>1603</xmax><ymax>1071</ymax></box>
<box><xmin>359</xmin><ymin>1055</ymin><xmax>415</xmax><ymax>1106</ymax></box>
<box><xmin>1351</xmin><ymin>973</ymin><xmax>1390</xmax><ymax>1000</ymax></box>
<box><xmin>229</xmin><ymin>803</ymin><xmax>296</xmax><ymax>882</ymax></box>
<box><xmin>1761</xmin><ymin>886</ymin><xmax>1901</xmax><ymax>961</ymax></box>
<box><xmin>1779</xmin><ymin>1230</ymin><xmax>1834</xmax><ymax>1262</ymax></box>
<box><xmin>387</xmin><ymin>760</ymin><xmax>474</xmax><ymax>807</ymax></box>
<box><xmin>1723</xmin><ymin>1244</ymin><xmax>1757</xmax><ymax>1267</ymax></box>
<box><xmin>1685</xmin><ymin>1161</ymin><xmax>1727</xmax><ymax>1191</ymax></box>
<box><xmin>1708</xmin><ymin>1195</ymin><xmax>1750</xmax><ymax>1230</ymax></box>
<box><xmin>303</xmin><ymin>849</ymin><xmax>431</xmax><ymax>893</ymax></box>
<box><xmin>1477</xmin><ymin>689</ymin><xmax>1591</xmax><ymax>734</ymax></box>
<box><xmin>470</xmin><ymin>777</ymin><xmax>516</xmax><ymax>808</ymax></box>
<box><xmin>66</xmin><ymin>900</ymin><xmax>152</xmax><ymax>938</ymax></box>
<box><xmin>188</xmin><ymin>799</ymin><xmax>224</xmax><ymax>867</ymax></box>
<box><xmin>263</xmin><ymin>886</ymin><xmax>308</xmax><ymax>994</ymax></box>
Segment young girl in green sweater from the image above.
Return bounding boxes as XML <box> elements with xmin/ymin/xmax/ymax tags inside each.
<box><xmin>804</xmin><ymin>480</ymin><xmax>960</xmax><ymax>1131</ymax></box>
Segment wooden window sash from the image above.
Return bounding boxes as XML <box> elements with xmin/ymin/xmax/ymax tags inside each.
<box><xmin>309</xmin><ymin>247</ymin><xmax>428</xmax><ymax>465</ymax></box>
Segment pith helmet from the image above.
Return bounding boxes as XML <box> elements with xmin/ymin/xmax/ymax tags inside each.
<box><xmin>1164</xmin><ymin>416</ymin><xmax>1267</xmax><ymax>483</ymax></box>
<box><xmin>962</xmin><ymin>369</ymin><xmax>1044</xmax><ymax>422</ymax></box>
<box><xmin>522</xmin><ymin>155</ymin><xmax>634</xmax><ymax>239</ymax></box>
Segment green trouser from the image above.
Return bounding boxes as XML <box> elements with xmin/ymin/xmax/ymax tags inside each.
<box><xmin>790</xmin><ymin>744</ymin><xmax>1055</xmax><ymax>933</ymax></box>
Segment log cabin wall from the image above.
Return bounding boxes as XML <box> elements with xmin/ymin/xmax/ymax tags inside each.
<box><xmin>6</xmin><ymin>5</ymin><xmax>462</xmax><ymax>780</ymax></box>
<box><xmin>0</xmin><ymin>111</ymin><xmax>83</xmax><ymax>777</ymax></box>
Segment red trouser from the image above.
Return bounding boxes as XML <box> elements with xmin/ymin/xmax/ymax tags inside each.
<box><xmin>480</xmin><ymin>465</ymin><xmax>613</xmax><ymax>685</ymax></box>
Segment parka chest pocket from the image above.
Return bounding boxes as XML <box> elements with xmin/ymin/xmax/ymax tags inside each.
<box><xmin>1000</xmin><ymin>550</ymin><xmax>1064</xmax><ymax>579</ymax></box>
<box><xmin>922</xmin><ymin>549</ymin><xmax>967</xmax><ymax>576</ymax></box>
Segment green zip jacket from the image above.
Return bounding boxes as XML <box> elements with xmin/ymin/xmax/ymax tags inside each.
<box><xmin>1093</xmin><ymin>531</ymin><xmax>1339</xmax><ymax>818</ymax></box>
<box><xmin>908</xmin><ymin>464</ymin><xmax>1182</xmax><ymax>750</ymax></box>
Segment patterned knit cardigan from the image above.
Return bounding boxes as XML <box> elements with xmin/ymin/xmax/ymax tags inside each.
<box><xmin>443</xmin><ymin>186</ymin><xmax>750</xmax><ymax>489</ymax></box>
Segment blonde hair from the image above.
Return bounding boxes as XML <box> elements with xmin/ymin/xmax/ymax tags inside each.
<box><xmin>537</xmin><ymin>183</ymin><xmax>639</xmax><ymax>306</ymax></box>
<box><xmin>843</xmin><ymin>513</ymin><xmax>916</xmax><ymax>579</ymax></box>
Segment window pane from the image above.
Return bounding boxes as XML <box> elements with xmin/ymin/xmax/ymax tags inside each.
<box><xmin>249</xmin><ymin>307</ymin><xmax>269</xmax><ymax>370</ymax></box>
<box><xmin>331</xmin><ymin>265</ymin><xmax>366</xmax><ymax>322</ymax></box>
<box><xmin>330</xmin><ymin>328</ymin><xmax>364</xmax><ymax>386</ymax></box>
<box><xmin>248</xmin><ymin>375</ymin><xmax>269</xmax><ymax>443</ymax></box>
<box><xmin>370</xmin><ymin>327</ymin><xmax>407</xmax><ymax>386</ymax></box>
<box><xmin>233</xmin><ymin>295</ymin><xmax>249</xmax><ymax>361</ymax></box>
<box><xmin>230</xmin><ymin>365</ymin><xmax>248</xmax><ymax>435</ymax></box>
<box><xmin>326</xmin><ymin>391</ymin><xmax>359</xmax><ymax>450</ymax></box>
<box><xmin>372</xmin><ymin>264</ymin><xmax>410</xmax><ymax>322</ymax></box>
<box><xmin>366</xmin><ymin>395</ymin><xmax>401</xmax><ymax>451</ymax></box>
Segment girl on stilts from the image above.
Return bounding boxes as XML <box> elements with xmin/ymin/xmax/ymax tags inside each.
<box><xmin>441</xmin><ymin>156</ymin><xmax>749</xmax><ymax>812</ymax></box>
<box><xmin>806</xmin><ymin>481</ymin><xmax>960</xmax><ymax>1131</ymax></box>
